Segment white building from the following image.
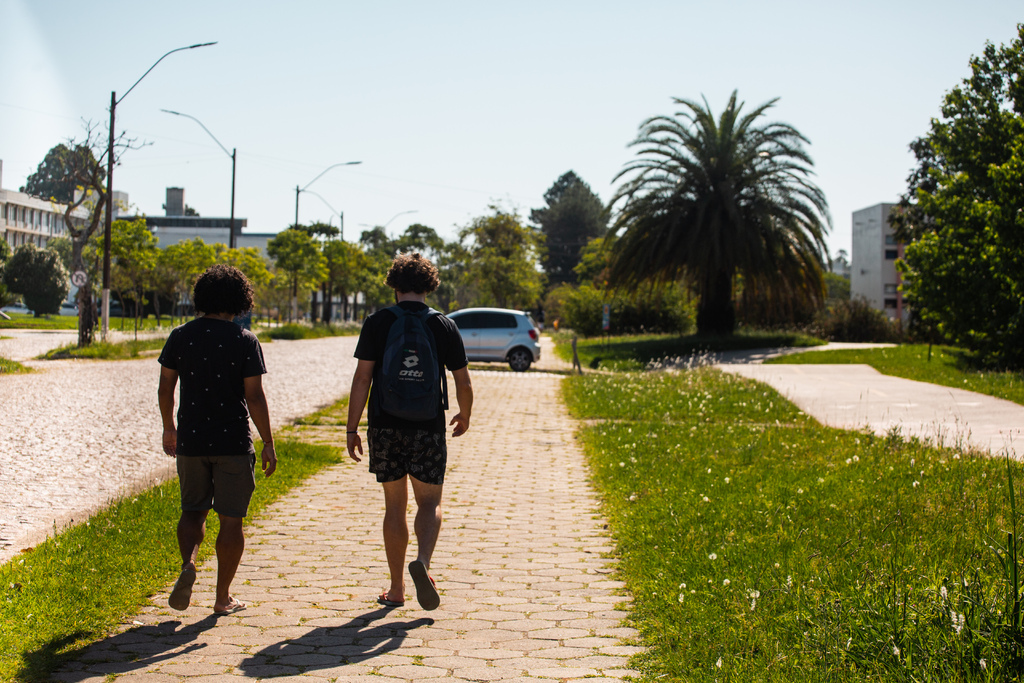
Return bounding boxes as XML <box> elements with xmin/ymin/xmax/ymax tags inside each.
<box><xmin>0</xmin><ymin>160</ymin><xmax>88</xmax><ymax>249</ymax></box>
<box><xmin>851</xmin><ymin>202</ymin><xmax>906</xmax><ymax>321</ymax></box>
<box><xmin>143</xmin><ymin>187</ymin><xmax>274</xmax><ymax>254</ymax></box>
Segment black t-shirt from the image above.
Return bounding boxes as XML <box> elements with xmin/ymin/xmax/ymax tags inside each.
<box><xmin>354</xmin><ymin>301</ymin><xmax>468</xmax><ymax>432</ymax></box>
<box><xmin>158</xmin><ymin>317</ymin><xmax>267</xmax><ymax>456</ymax></box>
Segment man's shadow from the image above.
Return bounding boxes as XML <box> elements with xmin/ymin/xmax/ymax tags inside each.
<box><xmin>35</xmin><ymin>616</ymin><xmax>221</xmax><ymax>683</ymax></box>
<box><xmin>239</xmin><ymin>607</ymin><xmax>433</xmax><ymax>676</ymax></box>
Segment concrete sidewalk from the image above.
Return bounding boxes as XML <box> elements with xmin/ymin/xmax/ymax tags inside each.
<box><xmin>55</xmin><ymin>370</ymin><xmax>641</xmax><ymax>682</ymax></box>
<box><xmin>719</xmin><ymin>363</ymin><xmax>1024</xmax><ymax>458</ymax></box>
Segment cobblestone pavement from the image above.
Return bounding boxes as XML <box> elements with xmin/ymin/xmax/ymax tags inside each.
<box><xmin>0</xmin><ymin>335</ymin><xmax>360</xmax><ymax>564</ymax></box>
<box><xmin>53</xmin><ymin>368</ymin><xmax>640</xmax><ymax>682</ymax></box>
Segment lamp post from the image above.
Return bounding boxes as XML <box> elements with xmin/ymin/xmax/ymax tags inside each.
<box><xmin>160</xmin><ymin>109</ymin><xmax>237</xmax><ymax>249</ymax></box>
<box><xmin>294</xmin><ymin>161</ymin><xmax>361</xmax><ymax>227</ymax></box>
<box><xmin>301</xmin><ymin>189</ymin><xmax>346</xmax><ymax>240</ymax></box>
<box><xmin>102</xmin><ymin>41</ymin><xmax>216</xmax><ymax>340</ymax></box>
<box><xmin>381</xmin><ymin>210</ymin><xmax>418</xmax><ymax>230</ymax></box>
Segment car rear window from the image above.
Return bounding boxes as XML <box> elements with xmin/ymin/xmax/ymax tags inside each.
<box><xmin>478</xmin><ymin>312</ymin><xmax>517</xmax><ymax>329</ymax></box>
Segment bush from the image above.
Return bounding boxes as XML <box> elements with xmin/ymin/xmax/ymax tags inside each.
<box><xmin>813</xmin><ymin>297</ymin><xmax>901</xmax><ymax>342</ymax></box>
<box><xmin>559</xmin><ymin>283</ymin><xmax>694</xmax><ymax>337</ymax></box>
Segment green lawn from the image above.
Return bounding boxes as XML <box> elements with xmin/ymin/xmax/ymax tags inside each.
<box><xmin>553</xmin><ymin>330</ymin><xmax>825</xmax><ymax>371</ymax></box>
<box><xmin>0</xmin><ymin>439</ymin><xmax>347</xmax><ymax>682</ymax></box>
<box><xmin>39</xmin><ymin>338</ymin><xmax>167</xmax><ymax>361</ymax></box>
<box><xmin>0</xmin><ymin>357</ymin><xmax>31</xmax><ymax>374</ymax></box>
<box><xmin>0</xmin><ymin>313</ymin><xmax>175</xmax><ymax>332</ymax></box>
<box><xmin>257</xmin><ymin>322</ymin><xmax>361</xmax><ymax>341</ymax></box>
<box><xmin>564</xmin><ymin>369</ymin><xmax>1023</xmax><ymax>681</ymax></box>
<box><xmin>769</xmin><ymin>344</ymin><xmax>1024</xmax><ymax>407</ymax></box>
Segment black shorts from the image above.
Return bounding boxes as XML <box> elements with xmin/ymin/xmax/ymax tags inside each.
<box><xmin>177</xmin><ymin>454</ymin><xmax>256</xmax><ymax>518</ymax></box>
<box><xmin>367</xmin><ymin>427</ymin><xmax>447</xmax><ymax>485</ymax></box>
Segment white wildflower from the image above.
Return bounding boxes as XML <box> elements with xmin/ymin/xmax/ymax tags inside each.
<box><xmin>913</xmin><ymin>481</ymin><xmax>920</xmax><ymax>488</ymax></box>
<box><xmin>846</xmin><ymin>458</ymin><xmax>852</xmax><ymax>465</ymax></box>
<box><xmin>678</xmin><ymin>592</ymin><xmax>685</xmax><ymax>603</ymax></box>
<box><xmin>911</xmin><ymin>458</ymin><xmax>915</xmax><ymax>465</ymax></box>
<box><xmin>893</xmin><ymin>645</ymin><xmax>900</xmax><ymax>657</ymax></box>
<box><xmin>797</xmin><ymin>488</ymin><xmax>804</xmax><ymax>494</ymax></box>
<box><xmin>724</xmin><ymin>477</ymin><xmax>731</xmax><ymax>484</ymax></box>
<box><xmin>817</xmin><ymin>477</ymin><xmax>825</xmax><ymax>483</ymax></box>
<box><xmin>619</xmin><ymin>462</ymin><xmax>625</xmax><ymax>467</ymax></box>
<box><xmin>709</xmin><ymin>553</ymin><xmax>718</xmax><ymax>560</ymax></box>
<box><xmin>952</xmin><ymin>611</ymin><xmax>965</xmax><ymax>634</ymax></box>
<box><xmin>787</xmin><ymin>575</ymin><xmax>793</xmax><ymax>588</ymax></box>
<box><xmin>716</xmin><ymin>657</ymin><xmax>723</xmax><ymax>669</ymax></box>
<box><xmin>980</xmin><ymin>659</ymin><xmax>987</xmax><ymax>671</ymax></box>
<box><xmin>853</xmin><ymin>455</ymin><xmax>860</xmax><ymax>462</ymax></box>
<box><xmin>774</xmin><ymin>562</ymin><xmax>780</xmax><ymax>569</ymax></box>
<box><xmin>846</xmin><ymin>637</ymin><xmax>852</xmax><ymax>650</ymax></box>
<box><xmin>940</xmin><ymin>586</ymin><xmax>948</xmax><ymax>600</ymax></box>
<box><xmin>703</xmin><ymin>496</ymin><xmax>710</xmax><ymax>503</ymax></box>
<box><xmin>723</xmin><ymin>579</ymin><xmax>730</xmax><ymax>586</ymax></box>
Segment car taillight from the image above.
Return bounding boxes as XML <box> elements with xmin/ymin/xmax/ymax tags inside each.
<box><xmin>528</xmin><ymin>329</ymin><xmax>538</xmax><ymax>341</ymax></box>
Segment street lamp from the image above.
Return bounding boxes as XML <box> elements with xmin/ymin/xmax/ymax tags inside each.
<box><xmin>102</xmin><ymin>41</ymin><xmax>216</xmax><ymax>340</ymax></box>
<box><xmin>160</xmin><ymin>108</ymin><xmax>237</xmax><ymax>249</ymax></box>
<box><xmin>294</xmin><ymin>161</ymin><xmax>361</xmax><ymax>227</ymax></box>
<box><xmin>301</xmin><ymin>189</ymin><xmax>346</xmax><ymax>240</ymax></box>
<box><xmin>381</xmin><ymin>210</ymin><xmax>418</xmax><ymax>230</ymax></box>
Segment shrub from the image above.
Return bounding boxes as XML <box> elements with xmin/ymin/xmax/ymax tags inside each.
<box><xmin>814</xmin><ymin>297</ymin><xmax>901</xmax><ymax>342</ymax></box>
<box><xmin>560</xmin><ymin>283</ymin><xmax>694</xmax><ymax>337</ymax></box>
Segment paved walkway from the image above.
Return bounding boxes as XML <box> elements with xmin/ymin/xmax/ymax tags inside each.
<box><xmin>718</xmin><ymin>359</ymin><xmax>1024</xmax><ymax>459</ymax></box>
<box><xmin>53</xmin><ymin>369</ymin><xmax>640</xmax><ymax>683</ymax></box>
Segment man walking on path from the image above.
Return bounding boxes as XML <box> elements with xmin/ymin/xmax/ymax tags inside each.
<box><xmin>157</xmin><ymin>264</ymin><xmax>277</xmax><ymax>615</ymax></box>
<box><xmin>346</xmin><ymin>252</ymin><xmax>473</xmax><ymax>611</ymax></box>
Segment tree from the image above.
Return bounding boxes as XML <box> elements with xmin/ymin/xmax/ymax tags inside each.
<box><xmin>3</xmin><ymin>244</ymin><xmax>70</xmax><ymax>316</ymax></box>
<box><xmin>608</xmin><ymin>91</ymin><xmax>830</xmax><ymax>335</ymax></box>
<box><xmin>46</xmin><ymin>236</ymin><xmax>73</xmax><ymax>273</ymax></box>
<box><xmin>0</xmin><ymin>237</ymin><xmax>15</xmax><ymax>308</ymax></box>
<box><xmin>321</xmin><ymin>239</ymin><xmax>367</xmax><ymax>322</ymax></box>
<box><xmin>460</xmin><ymin>206</ymin><xmax>545</xmax><ymax>309</ymax></box>
<box><xmin>159</xmin><ymin>238</ymin><xmax>217</xmax><ymax>321</ymax></box>
<box><xmin>21</xmin><ymin>143</ymin><xmax>98</xmax><ymax>203</ymax></box>
<box><xmin>892</xmin><ymin>24</ymin><xmax>1024</xmax><ymax>368</ymax></box>
<box><xmin>109</xmin><ymin>218</ymin><xmax>158</xmax><ymax>337</ymax></box>
<box><xmin>267</xmin><ymin>228</ymin><xmax>327</xmax><ymax>322</ymax></box>
<box><xmin>531</xmin><ymin>171</ymin><xmax>608</xmax><ymax>286</ymax></box>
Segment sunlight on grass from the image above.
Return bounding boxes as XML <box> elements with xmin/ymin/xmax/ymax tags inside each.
<box><xmin>257</xmin><ymin>322</ymin><xmax>361</xmax><ymax>341</ymax></box>
<box><xmin>564</xmin><ymin>369</ymin><xmax>1024</xmax><ymax>681</ymax></box>
<box><xmin>0</xmin><ymin>357</ymin><xmax>31</xmax><ymax>374</ymax></box>
<box><xmin>770</xmin><ymin>344</ymin><xmax>1024</xmax><ymax>407</ymax></box>
<box><xmin>39</xmin><ymin>338</ymin><xmax>167</xmax><ymax>361</ymax></box>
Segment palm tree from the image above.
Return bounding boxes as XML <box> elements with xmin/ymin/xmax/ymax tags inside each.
<box><xmin>608</xmin><ymin>91</ymin><xmax>831</xmax><ymax>335</ymax></box>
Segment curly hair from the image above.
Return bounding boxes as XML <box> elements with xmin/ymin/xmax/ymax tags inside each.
<box><xmin>192</xmin><ymin>264</ymin><xmax>254</xmax><ymax>316</ymax></box>
<box><xmin>384</xmin><ymin>252</ymin><xmax>440</xmax><ymax>294</ymax></box>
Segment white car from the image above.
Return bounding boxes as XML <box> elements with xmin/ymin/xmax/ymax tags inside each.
<box><xmin>446</xmin><ymin>307</ymin><xmax>541</xmax><ymax>372</ymax></box>
<box><xmin>1</xmin><ymin>302</ymin><xmax>31</xmax><ymax>315</ymax></box>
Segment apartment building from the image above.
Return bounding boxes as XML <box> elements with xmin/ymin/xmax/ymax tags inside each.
<box><xmin>851</xmin><ymin>202</ymin><xmax>906</xmax><ymax>321</ymax></box>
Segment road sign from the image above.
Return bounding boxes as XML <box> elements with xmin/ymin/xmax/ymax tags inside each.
<box><xmin>71</xmin><ymin>270</ymin><xmax>88</xmax><ymax>287</ymax></box>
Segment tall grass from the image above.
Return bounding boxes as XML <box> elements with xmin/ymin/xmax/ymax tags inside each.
<box><xmin>40</xmin><ymin>338</ymin><xmax>167</xmax><ymax>361</ymax></box>
<box><xmin>257</xmin><ymin>322</ymin><xmax>361</xmax><ymax>341</ymax></box>
<box><xmin>564</xmin><ymin>369</ymin><xmax>1024</xmax><ymax>681</ymax></box>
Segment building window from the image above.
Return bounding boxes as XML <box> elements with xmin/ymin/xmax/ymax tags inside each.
<box><xmin>884</xmin><ymin>298</ymin><xmax>898</xmax><ymax>309</ymax></box>
<box><xmin>884</xmin><ymin>284</ymin><xmax>898</xmax><ymax>294</ymax></box>
<box><xmin>885</xmin><ymin>234</ymin><xmax>898</xmax><ymax>245</ymax></box>
<box><xmin>885</xmin><ymin>249</ymin><xmax>898</xmax><ymax>260</ymax></box>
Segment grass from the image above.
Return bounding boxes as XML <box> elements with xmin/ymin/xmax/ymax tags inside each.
<box><xmin>39</xmin><ymin>338</ymin><xmax>167</xmax><ymax>361</ymax></box>
<box><xmin>552</xmin><ymin>330</ymin><xmax>825</xmax><ymax>371</ymax></box>
<box><xmin>0</xmin><ymin>400</ymin><xmax>351</xmax><ymax>682</ymax></box>
<box><xmin>564</xmin><ymin>368</ymin><xmax>1024</xmax><ymax>681</ymax></box>
<box><xmin>0</xmin><ymin>357</ymin><xmax>32</xmax><ymax>374</ymax></box>
<box><xmin>769</xmin><ymin>344</ymin><xmax>1024</xmax><ymax>407</ymax></box>
<box><xmin>257</xmin><ymin>322</ymin><xmax>362</xmax><ymax>342</ymax></box>
<box><xmin>0</xmin><ymin>313</ymin><xmax>172</xmax><ymax>332</ymax></box>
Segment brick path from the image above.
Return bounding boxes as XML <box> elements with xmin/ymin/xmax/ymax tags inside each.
<box><xmin>53</xmin><ymin>365</ymin><xmax>641</xmax><ymax>682</ymax></box>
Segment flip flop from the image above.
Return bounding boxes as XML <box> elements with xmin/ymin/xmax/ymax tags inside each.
<box><xmin>213</xmin><ymin>599</ymin><xmax>246</xmax><ymax>616</ymax></box>
<box><xmin>408</xmin><ymin>559</ymin><xmax>439</xmax><ymax>611</ymax></box>
<box><xmin>168</xmin><ymin>566</ymin><xmax>196</xmax><ymax>611</ymax></box>
<box><xmin>377</xmin><ymin>592</ymin><xmax>405</xmax><ymax>607</ymax></box>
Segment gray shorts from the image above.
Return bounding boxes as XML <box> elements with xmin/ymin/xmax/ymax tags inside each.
<box><xmin>177</xmin><ymin>454</ymin><xmax>256</xmax><ymax>518</ymax></box>
<box><xmin>368</xmin><ymin>427</ymin><xmax>447</xmax><ymax>485</ymax></box>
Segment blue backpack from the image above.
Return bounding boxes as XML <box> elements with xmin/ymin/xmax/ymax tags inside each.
<box><xmin>376</xmin><ymin>305</ymin><xmax>448</xmax><ymax>421</ymax></box>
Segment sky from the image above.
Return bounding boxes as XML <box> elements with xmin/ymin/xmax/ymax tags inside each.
<box><xmin>1</xmin><ymin>1</ymin><xmax>1021</xmax><ymax>260</ymax></box>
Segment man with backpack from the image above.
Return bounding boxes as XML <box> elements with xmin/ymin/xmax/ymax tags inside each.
<box><xmin>346</xmin><ymin>252</ymin><xmax>473</xmax><ymax>611</ymax></box>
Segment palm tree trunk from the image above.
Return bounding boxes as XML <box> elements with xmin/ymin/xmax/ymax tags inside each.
<box><xmin>696</xmin><ymin>270</ymin><xmax>736</xmax><ymax>336</ymax></box>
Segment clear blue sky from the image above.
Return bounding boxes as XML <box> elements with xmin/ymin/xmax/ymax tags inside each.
<box><xmin>1</xmin><ymin>0</ymin><xmax>1021</xmax><ymax>259</ymax></box>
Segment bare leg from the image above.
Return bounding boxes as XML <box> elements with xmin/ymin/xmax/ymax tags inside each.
<box><xmin>177</xmin><ymin>510</ymin><xmax>208</xmax><ymax>570</ymax></box>
<box><xmin>214</xmin><ymin>514</ymin><xmax>245</xmax><ymax>612</ymax></box>
<box><xmin>381</xmin><ymin>478</ymin><xmax>409</xmax><ymax>603</ymax></box>
<box><xmin>410</xmin><ymin>477</ymin><xmax>443</xmax><ymax>570</ymax></box>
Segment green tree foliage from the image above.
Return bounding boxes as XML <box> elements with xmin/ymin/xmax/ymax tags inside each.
<box><xmin>3</xmin><ymin>244</ymin><xmax>70</xmax><ymax>316</ymax></box>
<box><xmin>321</xmin><ymin>238</ymin><xmax>367</xmax><ymax>322</ymax></box>
<box><xmin>530</xmin><ymin>171</ymin><xmax>608</xmax><ymax>286</ymax></box>
<box><xmin>213</xmin><ymin>245</ymin><xmax>272</xmax><ymax>288</ymax></box>
<box><xmin>267</xmin><ymin>228</ymin><xmax>327</xmax><ymax>321</ymax></box>
<box><xmin>0</xmin><ymin>237</ymin><xmax>14</xmax><ymax>308</ymax></box>
<box><xmin>609</xmin><ymin>91</ymin><xmax>830</xmax><ymax>335</ymax></box>
<box><xmin>459</xmin><ymin>206</ymin><xmax>545</xmax><ymax>309</ymax></box>
<box><xmin>892</xmin><ymin>25</ymin><xmax>1024</xmax><ymax>368</ymax></box>
<box><xmin>46</xmin><ymin>236</ymin><xmax>73</xmax><ymax>273</ymax></box>
<box><xmin>109</xmin><ymin>219</ymin><xmax>158</xmax><ymax>336</ymax></box>
<box><xmin>824</xmin><ymin>272</ymin><xmax>850</xmax><ymax>301</ymax></box>
<box><xmin>557</xmin><ymin>283</ymin><xmax>694</xmax><ymax>337</ymax></box>
<box><xmin>21</xmin><ymin>143</ymin><xmax>98</xmax><ymax>203</ymax></box>
<box><xmin>159</xmin><ymin>238</ymin><xmax>217</xmax><ymax>319</ymax></box>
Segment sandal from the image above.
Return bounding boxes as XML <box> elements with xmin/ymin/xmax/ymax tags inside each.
<box><xmin>377</xmin><ymin>592</ymin><xmax>405</xmax><ymax>607</ymax></box>
<box><xmin>408</xmin><ymin>560</ymin><xmax>439</xmax><ymax>611</ymax></box>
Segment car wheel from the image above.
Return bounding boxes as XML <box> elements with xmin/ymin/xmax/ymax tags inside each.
<box><xmin>508</xmin><ymin>347</ymin><xmax>532</xmax><ymax>372</ymax></box>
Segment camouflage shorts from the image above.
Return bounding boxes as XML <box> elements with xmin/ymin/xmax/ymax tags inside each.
<box><xmin>367</xmin><ymin>427</ymin><xmax>447</xmax><ymax>485</ymax></box>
